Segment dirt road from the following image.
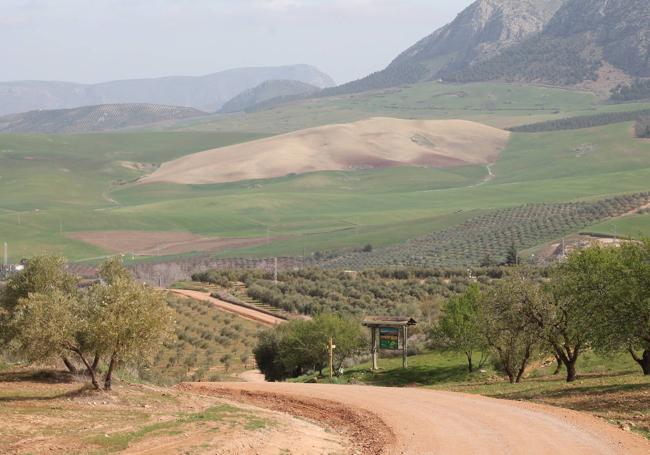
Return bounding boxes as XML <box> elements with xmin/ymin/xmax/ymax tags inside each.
<box><xmin>181</xmin><ymin>382</ymin><xmax>650</xmax><ymax>455</ymax></box>
<box><xmin>170</xmin><ymin>289</ymin><xmax>285</xmax><ymax>326</ymax></box>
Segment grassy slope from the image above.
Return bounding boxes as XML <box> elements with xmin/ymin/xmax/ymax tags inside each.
<box><xmin>0</xmin><ymin>82</ymin><xmax>649</xmax><ymax>261</ymax></box>
<box><xmin>115</xmin><ymin>121</ymin><xmax>650</xmax><ymax>260</ymax></box>
<box><xmin>168</xmin><ymin>81</ymin><xmax>650</xmax><ymax>133</ymax></box>
<box><xmin>0</xmin><ymin>132</ymin><xmax>266</xmax><ymax>260</ymax></box>
<box><xmin>586</xmin><ymin>214</ymin><xmax>650</xmax><ymax>238</ymax></box>
<box><xmin>304</xmin><ymin>350</ymin><xmax>650</xmax><ymax>438</ymax></box>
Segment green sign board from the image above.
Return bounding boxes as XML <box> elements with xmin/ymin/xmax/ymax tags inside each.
<box><xmin>379</xmin><ymin>327</ymin><xmax>400</xmax><ymax>350</ymax></box>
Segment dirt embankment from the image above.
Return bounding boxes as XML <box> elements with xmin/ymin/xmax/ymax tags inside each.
<box><xmin>180</xmin><ymin>382</ymin><xmax>650</xmax><ymax>455</ymax></box>
<box><xmin>67</xmin><ymin>231</ymin><xmax>284</xmax><ymax>256</ymax></box>
<box><xmin>178</xmin><ymin>383</ymin><xmax>394</xmax><ymax>455</ymax></box>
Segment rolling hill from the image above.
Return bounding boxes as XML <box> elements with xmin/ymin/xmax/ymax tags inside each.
<box><xmin>220</xmin><ymin>80</ymin><xmax>321</xmax><ymax>113</ymax></box>
<box><xmin>0</xmin><ymin>104</ymin><xmax>207</xmax><ymax>133</ymax></box>
<box><xmin>0</xmin><ymin>65</ymin><xmax>335</xmax><ymax>116</ymax></box>
<box><xmin>140</xmin><ymin>118</ymin><xmax>510</xmax><ymax>185</ymax></box>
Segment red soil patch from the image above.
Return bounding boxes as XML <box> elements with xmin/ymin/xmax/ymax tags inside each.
<box><xmin>67</xmin><ymin>231</ymin><xmax>281</xmax><ymax>256</ymax></box>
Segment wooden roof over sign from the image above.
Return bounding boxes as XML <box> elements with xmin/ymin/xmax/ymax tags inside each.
<box><xmin>362</xmin><ymin>316</ymin><xmax>417</xmax><ymax>327</ymax></box>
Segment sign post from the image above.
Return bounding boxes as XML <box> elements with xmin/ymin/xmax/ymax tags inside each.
<box><xmin>328</xmin><ymin>337</ymin><xmax>336</xmax><ymax>380</ymax></box>
<box><xmin>362</xmin><ymin>317</ymin><xmax>416</xmax><ymax>370</ymax></box>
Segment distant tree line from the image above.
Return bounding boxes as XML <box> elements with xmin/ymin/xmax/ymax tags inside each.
<box><xmin>0</xmin><ymin>256</ymin><xmax>173</xmax><ymax>390</ymax></box>
<box><xmin>610</xmin><ymin>79</ymin><xmax>650</xmax><ymax>102</ymax></box>
<box><xmin>508</xmin><ymin>109</ymin><xmax>650</xmax><ymax>133</ymax></box>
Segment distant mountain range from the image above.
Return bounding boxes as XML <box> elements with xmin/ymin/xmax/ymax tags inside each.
<box><xmin>0</xmin><ymin>65</ymin><xmax>335</xmax><ymax>116</ymax></box>
<box><xmin>0</xmin><ymin>104</ymin><xmax>206</xmax><ymax>134</ymax></box>
<box><xmin>325</xmin><ymin>0</ymin><xmax>649</xmax><ymax>95</ymax></box>
<box><xmin>220</xmin><ymin>80</ymin><xmax>321</xmax><ymax>113</ymax></box>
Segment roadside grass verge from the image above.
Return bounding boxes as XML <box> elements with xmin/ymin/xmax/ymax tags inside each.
<box><xmin>89</xmin><ymin>404</ymin><xmax>268</xmax><ymax>452</ymax></box>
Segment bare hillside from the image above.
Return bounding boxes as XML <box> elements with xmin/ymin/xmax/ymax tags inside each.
<box><xmin>140</xmin><ymin>118</ymin><xmax>510</xmax><ymax>185</ymax></box>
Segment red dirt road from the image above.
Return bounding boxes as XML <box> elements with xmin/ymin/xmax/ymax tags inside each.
<box><xmin>181</xmin><ymin>382</ymin><xmax>650</xmax><ymax>455</ymax></box>
<box><xmin>170</xmin><ymin>289</ymin><xmax>285</xmax><ymax>326</ymax></box>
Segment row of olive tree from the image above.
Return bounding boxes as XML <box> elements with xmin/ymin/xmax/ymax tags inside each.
<box><xmin>254</xmin><ymin>313</ymin><xmax>367</xmax><ymax>381</ymax></box>
<box><xmin>0</xmin><ymin>255</ymin><xmax>173</xmax><ymax>390</ymax></box>
<box><xmin>435</xmin><ymin>241</ymin><xmax>650</xmax><ymax>383</ymax></box>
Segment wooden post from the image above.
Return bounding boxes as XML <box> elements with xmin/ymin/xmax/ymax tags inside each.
<box><xmin>402</xmin><ymin>325</ymin><xmax>408</xmax><ymax>368</ymax></box>
<box><xmin>371</xmin><ymin>327</ymin><xmax>378</xmax><ymax>371</ymax></box>
<box><xmin>328</xmin><ymin>337</ymin><xmax>334</xmax><ymax>380</ymax></box>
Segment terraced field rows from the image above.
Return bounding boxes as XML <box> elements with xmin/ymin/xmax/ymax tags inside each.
<box><xmin>326</xmin><ymin>193</ymin><xmax>650</xmax><ymax>269</ymax></box>
<box><xmin>143</xmin><ymin>294</ymin><xmax>263</xmax><ymax>385</ymax></box>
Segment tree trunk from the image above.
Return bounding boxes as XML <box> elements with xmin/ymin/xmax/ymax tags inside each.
<box><xmin>566</xmin><ymin>360</ymin><xmax>577</xmax><ymax>382</ymax></box>
<box><xmin>61</xmin><ymin>356</ymin><xmax>77</xmax><ymax>374</ymax></box>
<box><xmin>104</xmin><ymin>354</ymin><xmax>117</xmax><ymax>391</ymax></box>
<box><xmin>553</xmin><ymin>343</ymin><xmax>581</xmax><ymax>383</ymax></box>
<box><xmin>630</xmin><ymin>349</ymin><xmax>650</xmax><ymax>375</ymax></box>
<box><xmin>91</xmin><ymin>353</ymin><xmax>100</xmax><ymax>373</ymax></box>
<box><xmin>70</xmin><ymin>348</ymin><xmax>100</xmax><ymax>390</ymax></box>
<box><xmin>515</xmin><ymin>347</ymin><xmax>532</xmax><ymax>384</ymax></box>
<box><xmin>552</xmin><ymin>354</ymin><xmax>562</xmax><ymax>375</ymax></box>
<box><xmin>466</xmin><ymin>352</ymin><xmax>473</xmax><ymax>373</ymax></box>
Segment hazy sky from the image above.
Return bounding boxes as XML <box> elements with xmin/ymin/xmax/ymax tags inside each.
<box><xmin>0</xmin><ymin>0</ymin><xmax>473</xmax><ymax>85</ymax></box>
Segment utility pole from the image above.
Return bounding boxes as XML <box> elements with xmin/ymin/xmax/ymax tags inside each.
<box><xmin>328</xmin><ymin>337</ymin><xmax>336</xmax><ymax>380</ymax></box>
<box><xmin>3</xmin><ymin>242</ymin><xmax>7</xmax><ymax>268</ymax></box>
<box><xmin>273</xmin><ymin>257</ymin><xmax>278</xmax><ymax>284</ymax></box>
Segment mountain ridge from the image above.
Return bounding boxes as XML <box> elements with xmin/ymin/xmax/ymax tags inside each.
<box><xmin>0</xmin><ymin>104</ymin><xmax>207</xmax><ymax>133</ymax></box>
<box><xmin>220</xmin><ymin>80</ymin><xmax>321</xmax><ymax>114</ymax></box>
<box><xmin>0</xmin><ymin>65</ymin><xmax>335</xmax><ymax>116</ymax></box>
<box><xmin>323</xmin><ymin>0</ymin><xmax>565</xmax><ymax>96</ymax></box>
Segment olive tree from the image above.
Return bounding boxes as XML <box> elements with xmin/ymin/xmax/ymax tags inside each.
<box><xmin>88</xmin><ymin>275</ymin><xmax>173</xmax><ymax>390</ymax></box>
<box><xmin>255</xmin><ymin>313</ymin><xmax>365</xmax><ymax>381</ymax></box>
<box><xmin>553</xmin><ymin>243</ymin><xmax>650</xmax><ymax>375</ymax></box>
<box><xmin>435</xmin><ymin>284</ymin><xmax>487</xmax><ymax>372</ymax></box>
<box><xmin>524</xmin><ymin>270</ymin><xmax>590</xmax><ymax>383</ymax></box>
<box><xmin>0</xmin><ymin>255</ymin><xmax>81</xmax><ymax>373</ymax></box>
<box><xmin>316</xmin><ymin>313</ymin><xmax>367</xmax><ymax>373</ymax></box>
<box><xmin>606</xmin><ymin>242</ymin><xmax>650</xmax><ymax>374</ymax></box>
<box><xmin>481</xmin><ymin>271</ymin><xmax>543</xmax><ymax>383</ymax></box>
<box><xmin>9</xmin><ymin>289</ymin><xmax>101</xmax><ymax>389</ymax></box>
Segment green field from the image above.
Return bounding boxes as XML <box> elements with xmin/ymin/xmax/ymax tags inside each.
<box><xmin>167</xmin><ymin>81</ymin><xmax>650</xmax><ymax>133</ymax></box>
<box><xmin>0</xmin><ymin>81</ymin><xmax>649</xmax><ymax>263</ymax></box>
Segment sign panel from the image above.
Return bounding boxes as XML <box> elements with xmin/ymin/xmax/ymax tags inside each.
<box><xmin>379</xmin><ymin>327</ymin><xmax>400</xmax><ymax>350</ymax></box>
